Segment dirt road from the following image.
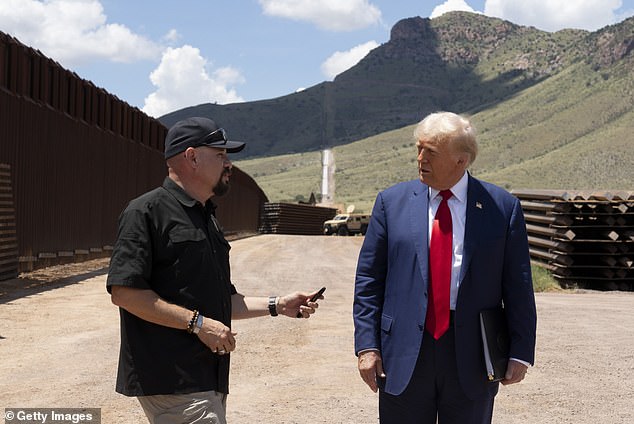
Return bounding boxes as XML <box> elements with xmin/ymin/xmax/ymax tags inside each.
<box><xmin>1</xmin><ymin>235</ymin><xmax>633</xmax><ymax>423</ymax></box>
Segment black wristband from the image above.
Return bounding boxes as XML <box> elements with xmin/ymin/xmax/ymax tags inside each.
<box><xmin>268</xmin><ymin>296</ymin><xmax>278</xmax><ymax>317</ymax></box>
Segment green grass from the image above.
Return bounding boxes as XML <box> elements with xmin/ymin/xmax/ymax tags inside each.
<box><xmin>531</xmin><ymin>265</ymin><xmax>562</xmax><ymax>292</ymax></box>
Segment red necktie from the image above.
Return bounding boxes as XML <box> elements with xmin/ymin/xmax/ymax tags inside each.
<box><xmin>426</xmin><ymin>190</ymin><xmax>453</xmax><ymax>339</ymax></box>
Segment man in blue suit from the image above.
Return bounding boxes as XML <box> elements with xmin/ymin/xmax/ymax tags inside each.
<box><xmin>354</xmin><ymin>112</ymin><xmax>536</xmax><ymax>424</ymax></box>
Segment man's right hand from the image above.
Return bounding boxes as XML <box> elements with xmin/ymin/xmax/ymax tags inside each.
<box><xmin>197</xmin><ymin>317</ymin><xmax>237</xmax><ymax>355</ymax></box>
<box><xmin>358</xmin><ymin>350</ymin><xmax>386</xmax><ymax>392</ymax></box>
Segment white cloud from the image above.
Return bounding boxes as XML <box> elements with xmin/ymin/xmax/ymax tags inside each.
<box><xmin>258</xmin><ymin>0</ymin><xmax>381</xmax><ymax>31</ymax></box>
<box><xmin>430</xmin><ymin>0</ymin><xmax>477</xmax><ymax>18</ymax></box>
<box><xmin>484</xmin><ymin>0</ymin><xmax>625</xmax><ymax>31</ymax></box>
<box><xmin>142</xmin><ymin>45</ymin><xmax>245</xmax><ymax>118</ymax></box>
<box><xmin>162</xmin><ymin>29</ymin><xmax>181</xmax><ymax>44</ymax></box>
<box><xmin>321</xmin><ymin>41</ymin><xmax>379</xmax><ymax>80</ymax></box>
<box><xmin>0</xmin><ymin>0</ymin><xmax>161</xmax><ymax>67</ymax></box>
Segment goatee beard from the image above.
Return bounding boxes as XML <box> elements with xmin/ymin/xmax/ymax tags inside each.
<box><xmin>213</xmin><ymin>171</ymin><xmax>231</xmax><ymax>197</ymax></box>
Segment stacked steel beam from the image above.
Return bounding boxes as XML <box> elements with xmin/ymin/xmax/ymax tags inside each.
<box><xmin>512</xmin><ymin>189</ymin><xmax>634</xmax><ymax>290</ymax></box>
<box><xmin>259</xmin><ymin>203</ymin><xmax>337</xmax><ymax>235</ymax></box>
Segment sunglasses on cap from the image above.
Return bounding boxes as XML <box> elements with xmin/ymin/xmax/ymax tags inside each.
<box><xmin>196</xmin><ymin>128</ymin><xmax>228</xmax><ymax>147</ymax></box>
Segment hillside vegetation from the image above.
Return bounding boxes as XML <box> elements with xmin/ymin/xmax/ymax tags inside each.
<box><xmin>235</xmin><ymin>16</ymin><xmax>633</xmax><ymax>212</ymax></box>
<box><xmin>163</xmin><ymin>12</ymin><xmax>634</xmax><ymax>212</ymax></box>
<box><xmin>163</xmin><ymin>12</ymin><xmax>627</xmax><ymax>159</ymax></box>
<box><xmin>236</xmin><ymin>52</ymin><xmax>633</xmax><ymax>212</ymax></box>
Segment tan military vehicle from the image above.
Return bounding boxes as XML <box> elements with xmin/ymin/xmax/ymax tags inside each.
<box><xmin>323</xmin><ymin>206</ymin><xmax>371</xmax><ymax>236</ymax></box>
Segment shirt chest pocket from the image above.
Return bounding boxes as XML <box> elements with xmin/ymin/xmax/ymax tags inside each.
<box><xmin>150</xmin><ymin>228</ymin><xmax>210</xmax><ymax>299</ymax></box>
<box><xmin>167</xmin><ymin>228</ymin><xmax>210</xmax><ymax>273</ymax></box>
<box><xmin>169</xmin><ymin>228</ymin><xmax>207</xmax><ymax>244</ymax></box>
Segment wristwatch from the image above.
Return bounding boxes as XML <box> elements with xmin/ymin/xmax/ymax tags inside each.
<box><xmin>268</xmin><ymin>296</ymin><xmax>278</xmax><ymax>317</ymax></box>
<box><xmin>192</xmin><ymin>313</ymin><xmax>204</xmax><ymax>334</ymax></box>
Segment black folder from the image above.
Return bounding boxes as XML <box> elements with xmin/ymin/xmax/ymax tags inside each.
<box><xmin>479</xmin><ymin>308</ymin><xmax>510</xmax><ymax>382</ymax></box>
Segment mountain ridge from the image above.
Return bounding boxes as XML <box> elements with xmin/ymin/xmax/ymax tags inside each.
<box><xmin>230</xmin><ymin>14</ymin><xmax>632</xmax><ymax>210</ymax></box>
<box><xmin>161</xmin><ymin>12</ymin><xmax>626</xmax><ymax>159</ymax></box>
<box><xmin>160</xmin><ymin>12</ymin><xmax>633</xmax><ymax>210</ymax></box>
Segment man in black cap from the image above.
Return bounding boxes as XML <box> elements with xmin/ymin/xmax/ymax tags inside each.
<box><xmin>107</xmin><ymin>117</ymin><xmax>323</xmax><ymax>424</ymax></box>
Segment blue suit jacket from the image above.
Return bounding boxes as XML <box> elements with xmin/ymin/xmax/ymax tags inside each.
<box><xmin>353</xmin><ymin>176</ymin><xmax>537</xmax><ymax>400</ymax></box>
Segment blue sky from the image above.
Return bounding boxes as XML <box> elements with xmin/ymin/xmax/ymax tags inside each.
<box><xmin>1</xmin><ymin>0</ymin><xmax>633</xmax><ymax>118</ymax></box>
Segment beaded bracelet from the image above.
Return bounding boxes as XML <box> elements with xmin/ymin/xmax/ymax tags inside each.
<box><xmin>187</xmin><ymin>309</ymin><xmax>199</xmax><ymax>334</ymax></box>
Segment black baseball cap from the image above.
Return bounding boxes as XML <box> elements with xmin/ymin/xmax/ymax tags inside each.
<box><xmin>164</xmin><ymin>117</ymin><xmax>245</xmax><ymax>159</ymax></box>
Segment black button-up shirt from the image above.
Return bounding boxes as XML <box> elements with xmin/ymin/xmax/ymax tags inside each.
<box><xmin>107</xmin><ymin>177</ymin><xmax>237</xmax><ymax>396</ymax></box>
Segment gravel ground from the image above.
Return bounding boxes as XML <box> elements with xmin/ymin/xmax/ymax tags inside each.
<box><xmin>1</xmin><ymin>234</ymin><xmax>633</xmax><ymax>423</ymax></box>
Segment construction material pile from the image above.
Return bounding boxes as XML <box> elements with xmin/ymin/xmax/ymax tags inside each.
<box><xmin>513</xmin><ymin>189</ymin><xmax>634</xmax><ymax>290</ymax></box>
<box><xmin>259</xmin><ymin>203</ymin><xmax>337</xmax><ymax>235</ymax></box>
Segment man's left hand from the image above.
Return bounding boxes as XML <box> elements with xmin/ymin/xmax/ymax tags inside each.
<box><xmin>501</xmin><ymin>359</ymin><xmax>528</xmax><ymax>385</ymax></box>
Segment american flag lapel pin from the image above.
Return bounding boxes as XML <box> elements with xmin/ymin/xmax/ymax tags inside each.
<box><xmin>476</xmin><ymin>201</ymin><xmax>483</xmax><ymax>209</ymax></box>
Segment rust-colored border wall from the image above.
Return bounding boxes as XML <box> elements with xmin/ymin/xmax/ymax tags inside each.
<box><xmin>214</xmin><ymin>168</ymin><xmax>269</xmax><ymax>236</ymax></box>
<box><xmin>0</xmin><ymin>87</ymin><xmax>167</xmax><ymax>271</ymax></box>
<box><xmin>0</xmin><ymin>31</ymin><xmax>268</xmax><ymax>275</ymax></box>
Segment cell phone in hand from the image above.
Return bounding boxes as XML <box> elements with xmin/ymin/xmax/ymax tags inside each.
<box><xmin>297</xmin><ymin>287</ymin><xmax>326</xmax><ymax>318</ymax></box>
<box><xmin>310</xmin><ymin>286</ymin><xmax>326</xmax><ymax>302</ymax></box>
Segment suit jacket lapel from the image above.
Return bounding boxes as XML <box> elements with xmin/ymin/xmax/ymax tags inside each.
<box><xmin>411</xmin><ymin>181</ymin><xmax>430</xmax><ymax>286</ymax></box>
<box><xmin>459</xmin><ymin>175</ymin><xmax>486</xmax><ymax>283</ymax></box>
